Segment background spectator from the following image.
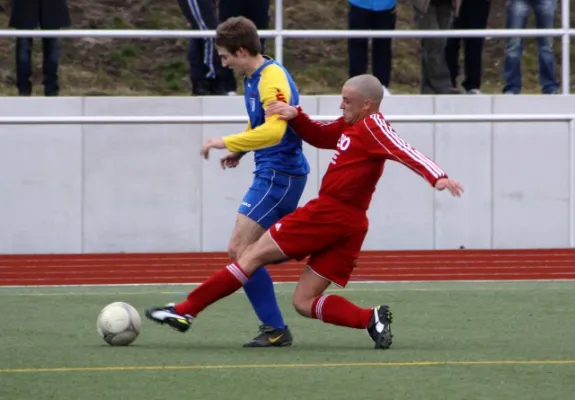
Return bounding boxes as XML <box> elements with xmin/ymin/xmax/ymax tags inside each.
<box><xmin>176</xmin><ymin>0</ymin><xmax>227</xmax><ymax>96</ymax></box>
<box><xmin>9</xmin><ymin>0</ymin><xmax>71</xmax><ymax>96</ymax></box>
<box><xmin>445</xmin><ymin>0</ymin><xmax>491</xmax><ymax>94</ymax></box>
<box><xmin>413</xmin><ymin>0</ymin><xmax>462</xmax><ymax>94</ymax></box>
<box><xmin>502</xmin><ymin>0</ymin><xmax>558</xmax><ymax>94</ymax></box>
<box><xmin>219</xmin><ymin>0</ymin><xmax>270</xmax><ymax>95</ymax></box>
<box><xmin>347</xmin><ymin>0</ymin><xmax>397</xmax><ymax>95</ymax></box>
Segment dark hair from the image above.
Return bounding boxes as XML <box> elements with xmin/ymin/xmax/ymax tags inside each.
<box><xmin>215</xmin><ymin>17</ymin><xmax>261</xmax><ymax>56</ymax></box>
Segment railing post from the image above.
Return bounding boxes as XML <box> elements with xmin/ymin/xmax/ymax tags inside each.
<box><xmin>560</xmin><ymin>0</ymin><xmax>571</xmax><ymax>94</ymax></box>
<box><xmin>570</xmin><ymin>119</ymin><xmax>575</xmax><ymax>246</ymax></box>
<box><xmin>274</xmin><ymin>0</ymin><xmax>284</xmax><ymax>64</ymax></box>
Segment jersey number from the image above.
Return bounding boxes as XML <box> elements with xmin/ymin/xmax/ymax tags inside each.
<box><xmin>331</xmin><ymin>134</ymin><xmax>351</xmax><ymax>165</ymax></box>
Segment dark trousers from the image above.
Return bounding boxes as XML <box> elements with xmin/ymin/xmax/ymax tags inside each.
<box><xmin>416</xmin><ymin>0</ymin><xmax>455</xmax><ymax>94</ymax></box>
<box><xmin>219</xmin><ymin>0</ymin><xmax>270</xmax><ymax>92</ymax></box>
<box><xmin>347</xmin><ymin>5</ymin><xmax>396</xmax><ymax>87</ymax></box>
<box><xmin>177</xmin><ymin>0</ymin><xmax>226</xmax><ymax>94</ymax></box>
<box><xmin>15</xmin><ymin>37</ymin><xmax>60</xmax><ymax>96</ymax></box>
<box><xmin>445</xmin><ymin>0</ymin><xmax>491</xmax><ymax>91</ymax></box>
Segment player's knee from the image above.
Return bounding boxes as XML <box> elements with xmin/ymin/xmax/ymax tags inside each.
<box><xmin>240</xmin><ymin>242</ymin><xmax>258</xmax><ymax>263</ymax></box>
<box><xmin>235</xmin><ymin>242</ymin><xmax>263</xmax><ymax>274</ymax></box>
<box><xmin>228</xmin><ymin>238</ymin><xmax>250</xmax><ymax>262</ymax></box>
<box><xmin>292</xmin><ymin>293</ymin><xmax>313</xmax><ymax>318</ymax></box>
<box><xmin>227</xmin><ymin>241</ymin><xmax>244</xmax><ymax>262</ymax></box>
<box><xmin>227</xmin><ymin>245</ymin><xmax>238</xmax><ymax>262</ymax></box>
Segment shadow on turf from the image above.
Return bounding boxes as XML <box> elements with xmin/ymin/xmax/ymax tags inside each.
<box><xmin>91</xmin><ymin>341</ymin><xmax>404</xmax><ymax>351</ymax></box>
<box><xmin>92</xmin><ymin>336</ymin><xmax>504</xmax><ymax>352</ymax></box>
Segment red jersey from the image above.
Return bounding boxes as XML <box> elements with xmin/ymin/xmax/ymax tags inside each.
<box><xmin>290</xmin><ymin>108</ymin><xmax>448</xmax><ymax>211</ymax></box>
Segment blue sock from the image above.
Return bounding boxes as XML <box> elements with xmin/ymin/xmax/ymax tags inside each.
<box><xmin>243</xmin><ymin>266</ymin><xmax>286</xmax><ymax>330</ymax></box>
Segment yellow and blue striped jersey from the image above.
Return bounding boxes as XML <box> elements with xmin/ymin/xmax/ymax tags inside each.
<box><xmin>222</xmin><ymin>57</ymin><xmax>310</xmax><ymax>176</ymax></box>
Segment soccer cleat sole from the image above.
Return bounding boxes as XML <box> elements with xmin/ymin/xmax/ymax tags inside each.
<box><xmin>374</xmin><ymin>329</ymin><xmax>393</xmax><ymax>350</ymax></box>
<box><xmin>242</xmin><ymin>326</ymin><xmax>294</xmax><ymax>348</ymax></box>
<box><xmin>242</xmin><ymin>339</ymin><xmax>293</xmax><ymax>348</ymax></box>
<box><xmin>370</xmin><ymin>306</ymin><xmax>393</xmax><ymax>350</ymax></box>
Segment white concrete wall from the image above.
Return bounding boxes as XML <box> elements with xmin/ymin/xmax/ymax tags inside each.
<box><xmin>0</xmin><ymin>95</ymin><xmax>573</xmax><ymax>254</ymax></box>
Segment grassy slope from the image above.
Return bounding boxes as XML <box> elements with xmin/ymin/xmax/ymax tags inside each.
<box><xmin>0</xmin><ymin>0</ymin><xmax>573</xmax><ymax>95</ymax></box>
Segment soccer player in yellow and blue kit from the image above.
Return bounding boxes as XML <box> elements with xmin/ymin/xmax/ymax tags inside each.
<box><xmin>145</xmin><ymin>16</ymin><xmax>309</xmax><ymax>347</ymax></box>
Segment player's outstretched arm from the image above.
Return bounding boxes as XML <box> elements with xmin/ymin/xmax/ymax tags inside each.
<box><xmin>200</xmin><ymin>117</ymin><xmax>286</xmax><ymax>161</ymax></box>
<box><xmin>266</xmin><ymin>102</ymin><xmax>345</xmax><ymax>150</ymax></box>
<box><xmin>265</xmin><ymin>101</ymin><xmax>299</xmax><ymax>121</ymax></box>
<box><xmin>221</xmin><ymin>114</ymin><xmax>288</xmax><ymax>153</ymax></box>
<box><xmin>434</xmin><ymin>177</ymin><xmax>464</xmax><ymax>197</ymax></box>
<box><xmin>363</xmin><ymin>115</ymin><xmax>462</xmax><ymax>193</ymax></box>
<box><xmin>220</xmin><ymin>151</ymin><xmax>246</xmax><ymax>169</ymax></box>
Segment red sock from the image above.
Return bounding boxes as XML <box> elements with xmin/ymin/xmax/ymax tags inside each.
<box><xmin>174</xmin><ymin>262</ymin><xmax>248</xmax><ymax>317</ymax></box>
<box><xmin>311</xmin><ymin>294</ymin><xmax>373</xmax><ymax>329</ymax></box>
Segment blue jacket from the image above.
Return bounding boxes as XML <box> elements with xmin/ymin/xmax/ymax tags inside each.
<box><xmin>349</xmin><ymin>0</ymin><xmax>396</xmax><ymax>11</ymax></box>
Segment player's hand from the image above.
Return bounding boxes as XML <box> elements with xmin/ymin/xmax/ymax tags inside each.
<box><xmin>200</xmin><ymin>138</ymin><xmax>226</xmax><ymax>160</ymax></box>
<box><xmin>220</xmin><ymin>152</ymin><xmax>243</xmax><ymax>169</ymax></box>
<box><xmin>265</xmin><ymin>101</ymin><xmax>299</xmax><ymax>121</ymax></box>
<box><xmin>435</xmin><ymin>178</ymin><xmax>464</xmax><ymax>197</ymax></box>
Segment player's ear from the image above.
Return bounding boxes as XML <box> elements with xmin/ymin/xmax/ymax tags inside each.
<box><xmin>363</xmin><ymin>99</ymin><xmax>371</xmax><ymax>112</ymax></box>
<box><xmin>237</xmin><ymin>48</ymin><xmax>248</xmax><ymax>58</ymax></box>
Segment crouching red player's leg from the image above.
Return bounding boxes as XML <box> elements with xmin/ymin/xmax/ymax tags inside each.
<box><xmin>145</xmin><ymin>228</ymin><xmax>393</xmax><ymax>349</ymax></box>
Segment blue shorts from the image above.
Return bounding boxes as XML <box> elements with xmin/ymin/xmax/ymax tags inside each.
<box><xmin>239</xmin><ymin>169</ymin><xmax>307</xmax><ymax>229</ymax></box>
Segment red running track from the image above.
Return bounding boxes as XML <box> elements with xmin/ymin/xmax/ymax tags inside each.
<box><xmin>1</xmin><ymin>249</ymin><xmax>575</xmax><ymax>286</ymax></box>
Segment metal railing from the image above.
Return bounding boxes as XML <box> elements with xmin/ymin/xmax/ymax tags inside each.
<box><xmin>0</xmin><ymin>0</ymin><xmax>571</xmax><ymax>93</ymax></box>
<box><xmin>0</xmin><ymin>114</ymin><xmax>570</xmax><ymax>124</ymax></box>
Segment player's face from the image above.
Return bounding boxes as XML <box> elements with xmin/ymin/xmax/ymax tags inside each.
<box><xmin>217</xmin><ymin>47</ymin><xmax>250</xmax><ymax>75</ymax></box>
<box><xmin>340</xmin><ymin>86</ymin><xmax>369</xmax><ymax>124</ymax></box>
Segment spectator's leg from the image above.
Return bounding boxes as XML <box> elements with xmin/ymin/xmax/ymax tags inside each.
<box><xmin>42</xmin><ymin>37</ymin><xmax>61</xmax><ymax>96</ymax></box>
<box><xmin>503</xmin><ymin>0</ymin><xmax>529</xmax><ymax>94</ymax></box>
<box><xmin>348</xmin><ymin>4</ymin><xmax>371</xmax><ymax>79</ymax></box>
<box><xmin>244</xmin><ymin>0</ymin><xmax>270</xmax><ymax>53</ymax></box>
<box><xmin>192</xmin><ymin>0</ymin><xmax>227</xmax><ymax>95</ymax></box>
<box><xmin>219</xmin><ymin>0</ymin><xmax>244</xmax><ymax>94</ymax></box>
<box><xmin>177</xmin><ymin>0</ymin><xmax>218</xmax><ymax>95</ymax></box>
<box><xmin>533</xmin><ymin>0</ymin><xmax>559</xmax><ymax>94</ymax></box>
<box><xmin>372</xmin><ymin>7</ymin><xmax>397</xmax><ymax>88</ymax></box>
<box><xmin>418</xmin><ymin>0</ymin><xmax>455</xmax><ymax>94</ymax></box>
<box><xmin>445</xmin><ymin>1</ymin><xmax>465</xmax><ymax>89</ymax></box>
<box><xmin>415</xmin><ymin>7</ymin><xmax>432</xmax><ymax>94</ymax></box>
<box><xmin>219</xmin><ymin>0</ymin><xmax>243</xmax><ymax>21</ymax></box>
<box><xmin>15</xmin><ymin>37</ymin><xmax>33</xmax><ymax>96</ymax></box>
<box><xmin>462</xmin><ymin>0</ymin><xmax>491</xmax><ymax>92</ymax></box>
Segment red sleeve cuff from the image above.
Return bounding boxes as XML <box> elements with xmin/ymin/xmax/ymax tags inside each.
<box><xmin>291</xmin><ymin>105</ymin><xmax>304</xmax><ymax>123</ymax></box>
<box><xmin>432</xmin><ymin>174</ymin><xmax>448</xmax><ymax>187</ymax></box>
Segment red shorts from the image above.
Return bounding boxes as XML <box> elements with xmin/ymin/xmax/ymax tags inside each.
<box><xmin>268</xmin><ymin>196</ymin><xmax>368</xmax><ymax>287</ymax></box>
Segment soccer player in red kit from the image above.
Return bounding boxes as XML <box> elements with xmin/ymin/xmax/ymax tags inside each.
<box><xmin>146</xmin><ymin>74</ymin><xmax>464</xmax><ymax>349</ymax></box>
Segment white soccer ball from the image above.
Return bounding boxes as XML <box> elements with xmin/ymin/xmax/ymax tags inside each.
<box><xmin>97</xmin><ymin>302</ymin><xmax>141</xmax><ymax>346</ymax></box>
